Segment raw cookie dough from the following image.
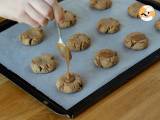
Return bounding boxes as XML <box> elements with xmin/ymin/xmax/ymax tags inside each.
<box><xmin>66</xmin><ymin>33</ymin><xmax>91</xmax><ymax>51</ymax></box>
<box><xmin>58</xmin><ymin>10</ymin><xmax>77</xmax><ymax>28</ymax></box>
<box><xmin>155</xmin><ymin>20</ymin><xmax>160</xmax><ymax>31</ymax></box>
<box><xmin>90</xmin><ymin>0</ymin><xmax>112</xmax><ymax>10</ymax></box>
<box><xmin>128</xmin><ymin>2</ymin><xmax>144</xmax><ymax>18</ymax></box>
<box><xmin>31</xmin><ymin>54</ymin><xmax>57</xmax><ymax>74</ymax></box>
<box><xmin>56</xmin><ymin>73</ymin><xmax>83</xmax><ymax>93</ymax></box>
<box><xmin>94</xmin><ymin>49</ymin><xmax>119</xmax><ymax>68</ymax></box>
<box><xmin>124</xmin><ymin>32</ymin><xmax>149</xmax><ymax>50</ymax></box>
<box><xmin>97</xmin><ymin>18</ymin><xmax>120</xmax><ymax>34</ymax></box>
<box><xmin>19</xmin><ymin>28</ymin><xmax>44</xmax><ymax>46</ymax></box>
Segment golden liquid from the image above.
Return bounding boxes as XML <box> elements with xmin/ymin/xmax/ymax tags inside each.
<box><xmin>57</xmin><ymin>43</ymin><xmax>72</xmax><ymax>79</ymax></box>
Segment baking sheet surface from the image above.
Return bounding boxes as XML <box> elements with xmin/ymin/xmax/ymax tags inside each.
<box><xmin>0</xmin><ymin>0</ymin><xmax>160</xmax><ymax>109</ymax></box>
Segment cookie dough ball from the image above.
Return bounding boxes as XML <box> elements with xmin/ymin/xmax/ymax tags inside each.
<box><xmin>128</xmin><ymin>2</ymin><xmax>143</xmax><ymax>18</ymax></box>
<box><xmin>90</xmin><ymin>0</ymin><xmax>112</xmax><ymax>10</ymax></box>
<box><xmin>56</xmin><ymin>73</ymin><xmax>83</xmax><ymax>93</ymax></box>
<box><xmin>97</xmin><ymin>18</ymin><xmax>120</xmax><ymax>34</ymax></box>
<box><xmin>155</xmin><ymin>20</ymin><xmax>160</xmax><ymax>31</ymax></box>
<box><xmin>124</xmin><ymin>32</ymin><xmax>149</xmax><ymax>50</ymax></box>
<box><xmin>94</xmin><ymin>49</ymin><xmax>119</xmax><ymax>68</ymax></box>
<box><xmin>58</xmin><ymin>10</ymin><xmax>77</xmax><ymax>29</ymax></box>
<box><xmin>31</xmin><ymin>54</ymin><xmax>57</xmax><ymax>74</ymax></box>
<box><xmin>66</xmin><ymin>33</ymin><xmax>91</xmax><ymax>51</ymax></box>
<box><xmin>19</xmin><ymin>28</ymin><xmax>44</xmax><ymax>46</ymax></box>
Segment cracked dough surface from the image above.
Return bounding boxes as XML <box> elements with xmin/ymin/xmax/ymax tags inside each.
<box><xmin>124</xmin><ymin>32</ymin><xmax>149</xmax><ymax>50</ymax></box>
<box><xmin>58</xmin><ymin>10</ymin><xmax>77</xmax><ymax>28</ymax></box>
<box><xmin>31</xmin><ymin>54</ymin><xmax>57</xmax><ymax>74</ymax></box>
<box><xmin>94</xmin><ymin>49</ymin><xmax>119</xmax><ymax>68</ymax></box>
<box><xmin>155</xmin><ymin>20</ymin><xmax>160</xmax><ymax>31</ymax></box>
<box><xmin>19</xmin><ymin>28</ymin><xmax>44</xmax><ymax>46</ymax></box>
<box><xmin>97</xmin><ymin>18</ymin><xmax>120</xmax><ymax>34</ymax></box>
<box><xmin>66</xmin><ymin>33</ymin><xmax>91</xmax><ymax>51</ymax></box>
<box><xmin>56</xmin><ymin>73</ymin><xmax>83</xmax><ymax>93</ymax></box>
<box><xmin>128</xmin><ymin>2</ymin><xmax>143</xmax><ymax>18</ymax></box>
<box><xmin>90</xmin><ymin>0</ymin><xmax>112</xmax><ymax>10</ymax></box>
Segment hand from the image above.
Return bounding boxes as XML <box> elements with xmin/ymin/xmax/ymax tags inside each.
<box><xmin>0</xmin><ymin>0</ymin><xmax>64</xmax><ymax>27</ymax></box>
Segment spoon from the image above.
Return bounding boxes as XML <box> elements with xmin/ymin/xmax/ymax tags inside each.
<box><xmin>56</xmin><ymin>22</ymin><xmax>72</xmax><ymax>76</ymax></box>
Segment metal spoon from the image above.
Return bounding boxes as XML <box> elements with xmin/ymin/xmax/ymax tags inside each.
<box><xmin>56</xmin><ymin>22</ymin><xmax>72</xmax><ymax>75</ymax></box>
<box><xmin>56</xmin><ymin>22</ymin><xmax>72</xmax><ymax>61</ymax></box>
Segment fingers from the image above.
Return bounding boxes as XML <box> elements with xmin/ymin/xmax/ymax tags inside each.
<box><xmin>25</xmin><ymin>3</ymin><xmax>48</xmax><ymax>26</ymax></box>
<box><xmin>19</xmin><ymin>12</ymin><xmax>40</xmax><ymax>27</ymax></box>
<box><xmin>22</xmin><ymin>0</ymin><xmax>64</xmax><ymax>27</ymax></box>
<box><xmin>53</xmin><ymin>4</ymin><xmax>64</xmax><ymax>23</ymax></box>
<box><xmin>45</xmin><ymin>0</ymin><xmax>64</xmax><ymax>23</ymax></box>
<box><xmin>28</xmin><ymin>0</ymin><xmax>54</xmax><ymax>20</ymax></box>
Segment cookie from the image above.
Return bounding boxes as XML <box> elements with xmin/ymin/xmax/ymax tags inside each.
<box><xmin>56</xmin><ymin>73</ymin><xmax>83</xmax><ymax>93</ymax></box>
<box><xmin>90</xmin><ymin>0</ymin><xmax>112</xmax><ymax>10</ymax></box>
<box><xmin>97</xmin><ymin>18</ymin><xmax>120</xmax><ymax>34</ymax></box>
<box><xmin>128</xmin><ymin>2</ymin><xmax>144</xmax><ymax>18</ymax></box>
<box><xmin>31</xmin><ymin>54</ymin><xmax>57</xmax><ymax>74</ymax></box>
<box><xmin>124</xmin><ymin>32</ymin><xmax>149</xmax><ymax>50</ymax></box>
<box><xmin>94</xmin><ymin>49</ymin><xmax>119</xmax><ymax>68</ymax></box>
<box><xmin>66</xmin><ymin>33</ymin><xmax>91</xmax><ymax>52</ymax></box>
<box><xmin>155</xmin><ymin>20</ymin><xmax>160</xmax><ymax>31</ymax></box>
<box><xmin>58</xmin><ymin>10</ymin><xmax>77</xmax><ymax>28</ymax></box>
<box><xmin>19</xmin><ymin>28</ymin><xmax>44</xmax><ymax>46</ymax></box>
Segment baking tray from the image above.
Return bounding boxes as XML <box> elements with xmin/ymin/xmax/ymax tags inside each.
<box><xmin>0</xmin><ymin>20</ymin><xmax>16</xmax><ymax>32</ymax></box>
<box><xmin>0</xmin><ymin>0</ymin><xmax>160</xmax><ymax>118</ymax></box>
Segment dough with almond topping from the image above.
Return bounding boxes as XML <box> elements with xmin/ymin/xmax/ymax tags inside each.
<box><xmin>90</xmin><ymin>0</ymin><xmax>112</xmax><ymax>10</ymax></box>
<box><xmin>97</xmin><ymin>18</ymin><xmax>120</xmax><ymax>34</ymax></box>
<box><xmin>94</xmin><ymin>49</ymin><xmax>119</xmax><ymax>68</ymax></box>
<box><xmin>128</xmin><ymin>2</ymin><xmax>144</xmax><ymax>18</ymax></box>
<box><xmin>56</xmin><ymin>73</ymin><xmax>83</xmax><ymax>93</ymax></box>
<box><xmin>19</xmin><ymin>28</ymin><xmax>44</xmax><ymax>46</ymax></box>
<box><xmin>31</xmin><ymin>54</ymin><xmax>57</xmax><ymax>74</ymax></box>
<box><xmin>66</xmin><ymin>33</ymin><xmax>91</xmax><ymax>51</ymax></box>
<box><xmin>124</xmin><ymin>32</ymin><xmax>149</xmax><ymax>50</ymax></box>
<box><xmin>155</xmin><ymin>20</ymin><xmax>160</xmax><ymax>31</ymax></box>
<box><xmin>58</xmin><ymin>10</ymin><xmax>77</xmax><ymax>28</ymax></box>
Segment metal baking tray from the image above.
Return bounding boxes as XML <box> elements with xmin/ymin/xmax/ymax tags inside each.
<box><xmin>0</xmin><ymin>0</ymin><xmax>160</xmax><ymax>118</ymax></box>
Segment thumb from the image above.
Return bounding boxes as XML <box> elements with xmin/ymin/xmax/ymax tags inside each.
<box><xmin>52</xmin><ymin>1</ymin><xmax>64</xmax><ymax>23</ymax></box>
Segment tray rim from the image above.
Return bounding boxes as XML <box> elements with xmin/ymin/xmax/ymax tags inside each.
<box><xmin>0</xmin><ymin>0</ymin><xmax>160</xmax><ymax>118</ymax></box>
